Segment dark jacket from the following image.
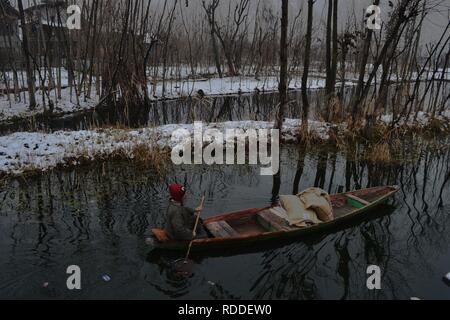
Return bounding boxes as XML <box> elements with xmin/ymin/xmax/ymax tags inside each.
<box><xmin>165</xmin><ymin>201</ymin><xmax>207</xmax><ymax>240</ymax></box>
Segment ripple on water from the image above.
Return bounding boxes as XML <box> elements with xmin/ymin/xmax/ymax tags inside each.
<box><xmin>0</xmin><ymin>142</ymin><xmax>450</xmax><ymax>299</ymax></box>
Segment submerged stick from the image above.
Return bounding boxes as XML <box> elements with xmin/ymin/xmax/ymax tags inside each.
<box><xmin>184</xmin><ymin>196</ymin><xmax>205</xmax><ymax>262</ymax></box>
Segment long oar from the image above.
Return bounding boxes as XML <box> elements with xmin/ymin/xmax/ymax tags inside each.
<box><xmin>184</xmin><ymin>195</ymin><xmax>205</xmax><ymax>263</ymax></box>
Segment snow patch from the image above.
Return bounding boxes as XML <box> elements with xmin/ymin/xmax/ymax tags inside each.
<box><xmin>0</xmin><ymin>119</ymin><xmax>332</xmax><ymax>176</ymax></box>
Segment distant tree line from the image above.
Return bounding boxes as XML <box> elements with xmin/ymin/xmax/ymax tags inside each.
<box><xmin>0</xmin><ymin>0</ymin><xmax>447</xmax><ymax>132</ymax></box>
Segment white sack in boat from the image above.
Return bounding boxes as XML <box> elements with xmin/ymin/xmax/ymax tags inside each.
<box><xmin>297</xmin><ymin>188</ymin><xmax>334</xmax><ymax>222</ymax></box>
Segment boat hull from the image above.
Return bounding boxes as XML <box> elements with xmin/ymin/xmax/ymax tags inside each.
<box><xmin>150</xmin><ymin>186</ymin><xmax>400</xmax><ymax>252</ymax></box>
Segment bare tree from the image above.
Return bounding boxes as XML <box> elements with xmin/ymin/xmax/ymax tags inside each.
<box><xmin>352</xmin><ymin>0</ymin><xmax>422</xmax><ymax>122</ymax></box>
<box><xmin>350</xmin><ymin>0</ymin><xmax>380</xmax><ymax>121</ymax></box>
<box><xmin>214</xmin><ymin>0</ymin><xmax>250</xmax><ymax>76</ymax></box>
<box><xmin>301</xmin><ymin>0</ymin><xmax>315</xmax><ymax>134</ymax></box>
<box><xmin>17</xmin><ymin>0</ymin><xmax>36</xmax><ymax>109</ymax></box>
<box><xmin>325</xmin><ymin>0</ymin><xmax>339</xmax><ymax>121</ymax></box>
<box><xmin>202</xmin><ymin>0</ymin><xmax>222</xmax><ymax>78</ymax></box>
<box><xmin>330</xmin><ymin>0</ymin><xmax>338</xmax><ymax>94</ymax></box>
<box><xmin>325</xmin><ymin>0</ymin><xmax>332</xmax><ymax>95</ymax></box>
<box><xmin>275</xmin><ymin>0</ymin><xmax>289</xmax><ymax>130</ymax></box>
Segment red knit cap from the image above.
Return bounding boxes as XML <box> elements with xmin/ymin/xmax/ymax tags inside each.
<box><xmin>169</xmin><ymin>184</ymin><xmax>186</xmax><ymax>202</ymax></box>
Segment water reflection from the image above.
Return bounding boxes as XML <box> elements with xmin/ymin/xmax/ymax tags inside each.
<box><xmin>3</xmin><ymin>80</ymin><xmax>445</xmax><ymax>134</ymax></box>
<box><xmin>0</xmin><ymin>139</ymin><xmax>449</xmax><ymax>299</ymax></box>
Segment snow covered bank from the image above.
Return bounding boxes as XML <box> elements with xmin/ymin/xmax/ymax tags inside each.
<box><xmin>0</xmin><ymin>86</ymin><xmax>99</xmax><ymax>120</ymax></box>
<box><xmin>380</xmin><ymin>110</ymin><xmax>450</xmax><ymax>126</ymax></box>
<box><xmin>0</xmin><ymin>68</ymin><xmax>100</xmax><ymax>120</ymax></box>
<box><xmin>0</xmin><ymin>119</ymin><xmax>333</xmax><ymax>177</ymax></box>
<box><xmin>1</xmin><ymin>112</ymin><xmax>449</xmax><ymax>177</ymax></box>
<box><xmin>148</xmin><ymin>75</ymin><xmax>345</xmax><ymax>99</ymax></box>
<box><xmin>2</xmin><ymin>63</ymin><xmax>447</xmax><ymax>123</ymax></box>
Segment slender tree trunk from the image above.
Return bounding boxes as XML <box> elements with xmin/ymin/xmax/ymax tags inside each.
<box><xmin>350</xmin><ymin>0</ymin><xmax>380</xmax><ymax>121</ymax></box>
<box><xmin>326</xmin><ymin>0</ymin><xmax>339</xmax><ymax>121</ymax></box>
<box><xmin>275</xmin><ymin>0</ymin><xmax>289</xmax><ymax>130</ymax></box>
<box><xmin>17</xmin><ymin>0</ymin><xmax>36</xmax><ymax>109</ymax></box>
<box><xmin>436</xmin><ymin>48</ymin><xmax>449</xmax><ymax>116</ymax></box>
<box><xmin>354</xmin><ymin>0</ymin><xmax>413</xmax><ymax>122</ymax></box>
<box><xmin>340</xmin><ymin>40</ymin><xmax>348</xmax><ymax>103</ymax></box>
<box><xmin>210</xmin><ymin>26</ymin><xmax>223</xmax><ymax>78</ymax></box>
<box><xmin>272</xmin><ymin>0</ymin><xmax>288</xmax><ymax>204</ymax></box>
<box><xmin>330</xmin><ymin>0</ymin><xmax>338</xmax><ymax>92</ymax></box>
<box><xmin>6</xmin><ymin>29</ymin><xmax>20</xmax><ymax>100</ymax></box>
<box><xmin>161</xmin><ymin>0</ymin><xmax>178</xmax><ymax>98</ymax></box>
<box><xmin>223</xmin><ymin>46</ymin><xmax>237</xmax><ymax>76</ymax></box>
<box><xmin>203</xmin><ymin>0</ymin><xmax>223</xmax><ymax>78</ymax></box>
<box><xmin>325</xmin><ymin>0</ymin><xmax>333</xmax><ymax>95</ymax></box>
<box><xmin>301</xmin><ymin>0</ymin><xmax>314</xmax><ymax>134</ymax></box>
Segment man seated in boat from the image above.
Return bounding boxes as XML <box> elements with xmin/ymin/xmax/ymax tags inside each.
<box><xmin>164</xmin><ymin>184</ymin><xmax>208</xmax><ymax>241</ymax></box>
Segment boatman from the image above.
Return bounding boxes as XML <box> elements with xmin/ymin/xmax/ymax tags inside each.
<box><xmin>165</xmin><ymin>184</ymin><xmax>208</xmax><ymax>240</ymax></box>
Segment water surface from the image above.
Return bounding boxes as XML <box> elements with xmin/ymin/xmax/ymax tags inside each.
<box><xmin>0</xmin><ymin>141</ymin><xmax>449</xmax><ymax>299</ymax></box>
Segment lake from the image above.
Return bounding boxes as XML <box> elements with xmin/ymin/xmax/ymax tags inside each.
<box><xmin>0</xmin><ymin>140</ymin><xmax>449</xmax><ymax>299</ymax></box>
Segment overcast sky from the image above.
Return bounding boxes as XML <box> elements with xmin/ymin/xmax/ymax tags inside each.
<box><xmin>9</xmin><ymin>0</ymin><xmax>450</xmax><ymax>44</ymax></box>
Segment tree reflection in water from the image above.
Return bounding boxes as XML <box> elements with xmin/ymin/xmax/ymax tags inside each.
<box><xmin>0</xmin><ymin>139</ymin><xmax>449</xmax><ymax>299</ymax></box>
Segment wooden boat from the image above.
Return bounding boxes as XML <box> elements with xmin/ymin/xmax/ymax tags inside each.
<box><xmin>150</xmin><ymin>186</ymin><xmax>400</xmax><ymax>252</ymax></box>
